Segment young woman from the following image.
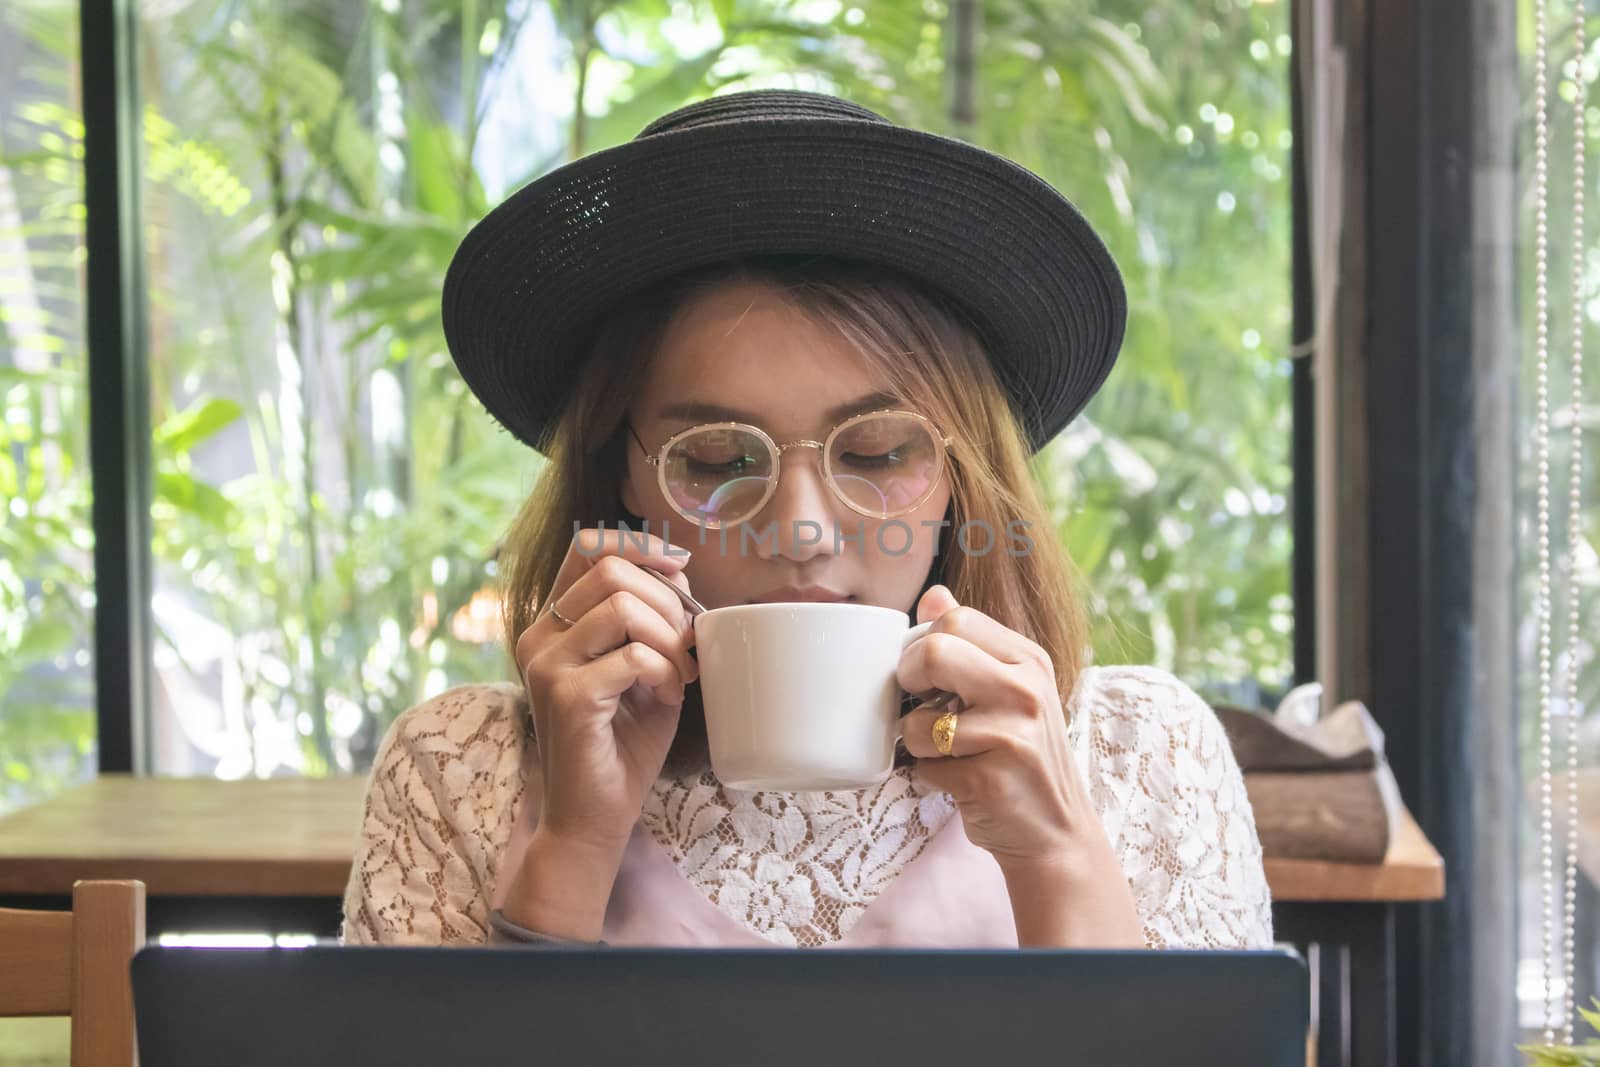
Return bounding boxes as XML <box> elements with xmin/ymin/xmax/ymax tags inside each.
<box><xmin>341</xmin><ymin>90</ymin><xmax>1273</xmax><ymax>951</ymax></box>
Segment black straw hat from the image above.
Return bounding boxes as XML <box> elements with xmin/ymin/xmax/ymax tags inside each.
<box><xmin>442</xmin><ymin>89</ymin><xmax>1127</xmax><ymax>454</ymax></box>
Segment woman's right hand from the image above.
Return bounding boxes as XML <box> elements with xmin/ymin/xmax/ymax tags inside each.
<box><xmin>514</xmin><ymin>528</ymin><xmax>699</xmax><ymax>860</ymax></box>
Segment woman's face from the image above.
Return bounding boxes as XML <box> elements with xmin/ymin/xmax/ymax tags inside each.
<box><xmin>621</xmin><ymin>278</ymin><xmax>952</xmax><ymax>613</ymax></box>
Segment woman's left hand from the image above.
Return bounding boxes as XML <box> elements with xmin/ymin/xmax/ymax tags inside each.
<box><xmin>897</xmin><ymin>584</ymin><xmax>1143</xmax><ymax>947</ymax></box>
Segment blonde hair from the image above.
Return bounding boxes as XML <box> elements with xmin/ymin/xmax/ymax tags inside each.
<box><xmin>498</xmin><ymin>257</ymin><xmax>1090</xmax><ymax>773</ymax></box>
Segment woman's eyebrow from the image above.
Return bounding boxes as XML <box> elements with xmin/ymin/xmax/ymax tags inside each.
<box><xmin>654</xmin><ymin>390</ymin><xmax>902</xmax><ymax>424</ymax></box>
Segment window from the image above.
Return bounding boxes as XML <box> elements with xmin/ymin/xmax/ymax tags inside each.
<box><xmin>0</xmin><ymin>4</ymin><xmax>95</xmax><ymax>815</ymax></box>
<box><xmin>1514</xmin><ymin>3</ymin><xmax>1600</xmax><ymax>1044</ymax></box>
<box><xmin>52</xmin><ymin>0</ymin><xmax>1295</xmax><ymax>782</ymax></box>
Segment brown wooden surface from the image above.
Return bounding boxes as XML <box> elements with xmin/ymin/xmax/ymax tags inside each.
<box><xmin>0</xmin><ymin>905</ymin><xmax>72</xmax><ymax>1016</ymax></box>
<box><xmin>1265</xmin><ymin>810</ymin><xmax>1444</xmax><ymax>902</ymax></box>
<box><xmin>0</xmin><ymin>775</ymin><xmax>367</xmax><ymax>897</ymax></box>
<box><xmin>70</xmin><ymin>880</ymin><xmax>144</xmax><ymax>1067</ymax></box>
<box><xmin>0</xmin><ymin>773</ymin><xmax>1444</xmax><ymax>904</ymax></box>
<box><xmin>1552</xmin><ymin>769</ymin><xmax>1600</xmax><ymax>887</ymax></box>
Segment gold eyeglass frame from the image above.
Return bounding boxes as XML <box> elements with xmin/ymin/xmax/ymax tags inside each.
<box><xmin>628</xmin><ymin>408</ymin><xmax>955</xmax><ymax>530</ymax></box>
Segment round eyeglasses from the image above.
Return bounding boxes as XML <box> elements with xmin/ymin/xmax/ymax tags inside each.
<box><xmin>628</xmin><ymin>409</ymin><xmax>954</xmax><ymax>530</ymax></box>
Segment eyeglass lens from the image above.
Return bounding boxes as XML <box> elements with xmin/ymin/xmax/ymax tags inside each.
<box><xmin>659</xmin><ymin>413</ymin><xmax>942</xmax><ymax>528</ymax></box>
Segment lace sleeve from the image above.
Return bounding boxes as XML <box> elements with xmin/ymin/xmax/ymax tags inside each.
<box><xmin>339</xmin><ymin>684</ymin><xmax>527</xmax><ymax>945</ymax></box>
<box><xmin>1080</xmin><ymin>666</ymin><xmax>1275</xmax><ymax>950</ymax></box>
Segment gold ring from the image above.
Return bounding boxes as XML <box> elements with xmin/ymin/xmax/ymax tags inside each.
<box><xmin>931</xmin><ymin>710</ymin><xmax>959</xmax><ymax>757</ymax></box>
<box><xmin>547</xmin><ymin>601</ymin><xmax>577</xmax><ymax>628</ymax></box>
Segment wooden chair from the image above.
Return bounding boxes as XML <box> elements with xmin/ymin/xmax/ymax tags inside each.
<box><xmin>0</xmin><ymin>880</ymin><xmax>145</xmax><ymax>1067</ymax></box>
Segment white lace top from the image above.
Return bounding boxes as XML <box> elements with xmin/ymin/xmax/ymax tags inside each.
<box><xmin>341</xmin><ymin>665</ymin><xmax>1274</xmax><ymax>950</ymax></box>
<box><xmin>642</xmin><ymin>767</ymin><xmax>959</xmax><ymax>947</ymax></box>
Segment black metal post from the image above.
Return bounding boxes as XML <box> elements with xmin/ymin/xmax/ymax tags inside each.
<box><xmin>1366</xmin><ymin>0</ymin><xmax>1478</xmax><ymax>1062</ymax></box>
<box><xmin>1288</xmin><ymin>0</ymin><xmax>1317</xmax><ymax>688</ymax></box>
<box><xmin>79</xmin><ymin>0</ymin><xmax>151</xmax><ymax>775</ymax></box>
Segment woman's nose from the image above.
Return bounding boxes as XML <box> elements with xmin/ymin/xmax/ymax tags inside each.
<box><xmin>749</xmin><ymin>449</ymin><xmax>845</xmax><ymax>562</ymax></box>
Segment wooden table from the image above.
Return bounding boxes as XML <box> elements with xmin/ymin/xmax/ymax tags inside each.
<box><xmin>1266</xmin><ymin>811</ymin><xmax>1442</xmax><ymax>903</ymax></box>
<box><xmin>0</xmin><ymin>775</ymin><xmax>1443</xmax><ymax>1065</ymax></box>
<box><xmin>0</xmin><ymin>775</ymin><xmax>369</xmax><ymax>932</ymax></box>
<box><xmin>1552</xmin><ymin>769</ymin><xmax>1600</xmax><ymax>886</ymax></box>
<box><xmin>1267</xmin><ymin>811</ymin><xmax>1443</xmax><ymax>1067</ymax></box>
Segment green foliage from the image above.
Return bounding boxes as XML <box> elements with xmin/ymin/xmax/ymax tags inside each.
<box><xmin>0</xmin><ymin>0</ymin><xmax>1292</xmax><ymax>793</ymax></box>
<box><xmin>1521</xmin><ymin>999</ymin><xmax>1600</xmax><ymax>1064</ymax></box>
<box><xmin>0</xmin><ymin>8</ymin><xmax>96</xmax><ymax>811</ymax></box>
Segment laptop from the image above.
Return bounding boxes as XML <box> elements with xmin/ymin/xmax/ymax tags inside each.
<box><xmin>132</xmin><ymin>944</ymin><xmax>1307</xmax><ymax>1066</ymax></box>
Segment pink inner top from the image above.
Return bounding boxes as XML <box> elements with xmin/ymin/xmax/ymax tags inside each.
<box><xmin>489</xmin><ymin>740</ymin><xmax>1023</xmax><ymax>948</ymax></box>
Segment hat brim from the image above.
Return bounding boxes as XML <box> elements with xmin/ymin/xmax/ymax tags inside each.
<box><xmin>442</xmin><ymin>118</ymin><xmax>1125</xmax><ymax>454</ymax></box>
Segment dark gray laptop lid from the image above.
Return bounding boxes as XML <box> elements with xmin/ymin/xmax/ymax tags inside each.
<box><xmin>133</xmin><ymin>944</ymin><xmax>1308</xmax><ymax>1066</ymax></box>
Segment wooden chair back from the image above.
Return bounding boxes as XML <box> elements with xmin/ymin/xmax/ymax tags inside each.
<box><xmin>0</xmin><ymin>879</ymin><xmax>145</xmax><ymax>1066</ymax></box>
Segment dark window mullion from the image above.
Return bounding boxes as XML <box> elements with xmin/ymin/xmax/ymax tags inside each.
<box><xmin>1289</xmin><ymin>0</ymin><xmax>1316</xmax><ymax>687</ymax></box>
<box><xmin>80</xmin><ymin>0</ymin><xmax>151</xmax><ymax>776</ymax></box>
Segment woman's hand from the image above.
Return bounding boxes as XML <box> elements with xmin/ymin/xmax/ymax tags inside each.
<box><xmin>517</xmin><ymin>528</ymin><xmax>699</xmax><ymax>852</ymax></box>
<box><xmin>501</xmin><ymin>528</ymin><xmax>698</xmax><ymax>940</ymax></box>
<box><xmin>897</xmin><ymin>584</ymin><xmax>1143</xmax><ymax>947</ymax></box>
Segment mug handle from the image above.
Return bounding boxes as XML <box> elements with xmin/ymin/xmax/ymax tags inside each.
<box><xmin>902</xmin><ymin>619</ymin><xmax>935</xmax><ymax>648</ymax></box>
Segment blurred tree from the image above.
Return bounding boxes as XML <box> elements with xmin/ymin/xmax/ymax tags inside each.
<box><xmin>1</xmin><ymin>0</ymin><xmax>1293</xmax><ymax>800</ymax></box>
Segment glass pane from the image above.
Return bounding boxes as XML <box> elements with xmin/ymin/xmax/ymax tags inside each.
<box><xmin>139</xmin><ymin>0</ymin><xmax>1293</xmax><ymax>779</ymax></box>
<box><xmin>1024</xmin><ymin>7</ymin><xmax>1296</xmax><ymax>703</ymax></box>
<box><xmin>1515</xmin><ymin>3</ymin><xmax>1600</xmax><ymax>1047</ymax></box>
<box><xmin>139</xmin><ymin>0</ymin><xmax>531</xmax><ymax>777</ymax></box>
<box><xmin>0</xmin><ymin>4</ymin><xmax>95</xmax><ymax>814</ymax></box>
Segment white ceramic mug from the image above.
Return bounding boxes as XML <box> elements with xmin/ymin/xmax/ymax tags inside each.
<box><xmin>692</xmin><ymin>601</ymin><xmax>934</xmax><ymax>791</ymax></box>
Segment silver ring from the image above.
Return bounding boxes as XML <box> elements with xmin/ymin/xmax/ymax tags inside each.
<box><xmin>547</xmin><ymin>601</ymin><xmax>577</xmax><ymax>628</ymax></box>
